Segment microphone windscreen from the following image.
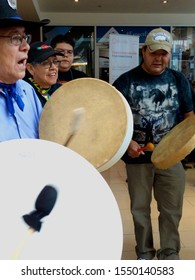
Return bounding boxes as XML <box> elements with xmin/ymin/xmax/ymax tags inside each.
<box><xmin>35</xmin><ymin>185</ymin><xmax>58</xmax><ymax>216</ymax></box>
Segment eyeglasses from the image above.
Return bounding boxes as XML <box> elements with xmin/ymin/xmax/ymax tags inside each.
<box><xmin>54</xmin><ymin>48</ymin><xmax>74</xmax><ymax>56</ymax></box>
<box><xmin>0</xmin><ymin>34</ymin><xmax>32</xmax><ymax>46</ymax></box>
<box><xmin>34</xmin><ymin>59</ymin><xmax>61</xmax><ymax>69</ymax></box>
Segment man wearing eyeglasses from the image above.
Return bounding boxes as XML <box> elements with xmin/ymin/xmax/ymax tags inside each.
<box><xmin>24</xmin><ymin>42</ymin><xmax>63</xmax><ymax>107</ymax></box>
<box><xmin>51</xmin><ymin>34</ymin><xmax>88</xmax><ymax>84</ymax></box>
<box><xmin>113</xmin><ymin>28</ymin><xmax>194</xmax><ymax>260</ymax></box>
<box><xmin>0</xmin><ymin>0</ymin><xmax>49</xmax><ymax>141</ymax></box>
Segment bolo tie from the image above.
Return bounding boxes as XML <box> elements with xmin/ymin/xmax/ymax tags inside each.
<box><xmin>0</xmin><ymin>82</ymin><xmax>24</xmax><ymax>115</ymax></box>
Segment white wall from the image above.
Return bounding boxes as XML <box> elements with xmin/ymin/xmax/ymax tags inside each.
<box><xmin>17</xmin><ymin>0</ymin><xmax>195</xmax><ymax>27</ymax></box>
<box><xmin>39</xmin><ymin>12</ymin><xmax>195</xmax><ymax>26</ymax></box>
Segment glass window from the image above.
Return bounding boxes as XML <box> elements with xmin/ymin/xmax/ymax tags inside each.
<box><xmin>43</xmin><ymin>26</ymin><xmax>95</xmax><ymax>77</ymax></box>
<box><xmin>171</xmin><ymin>27</ymin><xmax>195</xmax><ymax>85</ymax></box>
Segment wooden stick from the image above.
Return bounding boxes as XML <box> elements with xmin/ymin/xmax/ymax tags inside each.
<box><xmin>64</xmin><ymin>107</ymin><xmax>85</xmax><ymax>146</ymax></box>
<box><xmin>137</xmin><ymin>142</ymin><xmax>155</xmax><ymax>152</ymax></box>
<box><xmin>137</xmin><ymin>146</ymin><xmax>148</xmax><ymax>152</ymax></box>
<box><xmin>10</xmin><ymin>228</ymin><xmax>35</xmax><ymax>259</ymax></box>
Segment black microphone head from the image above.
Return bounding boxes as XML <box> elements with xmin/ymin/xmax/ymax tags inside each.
<box><xmin>22</xmin><ymin>185</ymin><xmax>58</xmax><ymax>232</ymax></box>
<box><xmin>35</xmin><ymin>185</ymin><xmax>58</xmax><ymax>216</ymax></box>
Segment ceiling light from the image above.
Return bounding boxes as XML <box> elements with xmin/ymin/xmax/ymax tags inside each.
<box><xmin>161</xmin><ymin>0</ymin><xmax>168</xmax><ymax>3</ymax></box>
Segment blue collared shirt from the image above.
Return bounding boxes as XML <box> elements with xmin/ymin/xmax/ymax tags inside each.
<box><xmin>0</xmin><ymin>79</ymin><xmax>42</xmax><ymax>141</ymax></box>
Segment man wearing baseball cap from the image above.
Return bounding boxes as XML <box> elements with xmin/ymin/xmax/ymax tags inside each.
<box><xmin>144</xmin><ymin>27</ymin><xmax>172</xmax><ymax>53</ymax></box>
<box><xmin>113</xmin><ymin>27</ymin><xmax>194</xmax><ymax>260</ymax></box>
<box><xmin>0</xmin><ymin>0</ymin><xmax>49</xmax><ymax>140</ymax></box>
<box><xmin>24</xmin><ymin>42</ymin><xmax>63</xmax><ymax>107</ymax></box>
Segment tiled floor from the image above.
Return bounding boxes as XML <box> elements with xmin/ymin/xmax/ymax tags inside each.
<box><xmin>101</xmin><ymin>160</ymin><xmax>195</xmax><ymax>260</ymax></box>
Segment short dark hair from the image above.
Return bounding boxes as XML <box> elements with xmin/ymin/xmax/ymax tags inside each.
<box><xmin>51</xmin><ymin>34</ymin><xmax>75</xmax><ymax>49</ymax></box>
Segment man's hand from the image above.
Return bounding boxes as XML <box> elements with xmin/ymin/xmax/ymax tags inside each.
<box><xmin>127</xmin><ymin>140</ymin><xmax>145</xmax><ymax>158</ymax></box>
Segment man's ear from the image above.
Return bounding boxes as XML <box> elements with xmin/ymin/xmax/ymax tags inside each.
<box><xmin>26</xmin><ymin>63</ymin><xmax>35</xmax><ymax>76</ymax></box>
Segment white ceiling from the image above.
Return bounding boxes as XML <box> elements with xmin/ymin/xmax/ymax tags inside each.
<box><xmin>17</xmin><ymin>0</ymin><xmax>195</xmax><ymax>21</ymax></box>
<box><xmin>33</xmin><ymin>0</ymin><xmax>195</xmax><ymax>14</ymax></box>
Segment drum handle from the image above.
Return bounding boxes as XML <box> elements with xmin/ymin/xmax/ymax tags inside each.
<box><xmin>64</xmin><ymin>108</ymin><xmax>85</xmax><ymax>146</ymax></box>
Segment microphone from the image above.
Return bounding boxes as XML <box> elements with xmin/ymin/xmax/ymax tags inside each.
<box><xmin>22</xmin><ymin>185</ymin><xmax>58</xmax><ymax>232</ymax></box>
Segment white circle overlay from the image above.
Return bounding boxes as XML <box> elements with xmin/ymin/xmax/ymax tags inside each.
<box><xmin>0</xmin><ymin>139</ymin><xmax>123</xmax><ymax>260</ymax></box>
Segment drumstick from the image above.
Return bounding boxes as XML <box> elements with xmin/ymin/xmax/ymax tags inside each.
<box><xmin>137</xmin><ymin>142</ymin><xmax>155</xmax><ymax>152</ymax></box>
<box><xmin>64</xmin><ymin>107</ymin><xmax>85</xmax><ymax>146</ymax></box>
<box><xmin>11</xmin><ymin>185</ymin><xmax>58</xmax><ymax>259</ymax></box>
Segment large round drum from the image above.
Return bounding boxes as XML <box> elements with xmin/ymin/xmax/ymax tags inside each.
<box><xmin>39</xmin><ymin>78</ymin><xmax>133</xmax><ymax>172</ymax></box>
<box><xmin>0</xmin><ymin>139</ymin><xmax>123</xmax><ymax>259</ymax></box>
<box><xmin>151</xmin><ymin>116</ymin><xmax>195</xmax><ymax>169</ymax></box>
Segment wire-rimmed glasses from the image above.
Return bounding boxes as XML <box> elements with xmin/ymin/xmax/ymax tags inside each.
<box><xmin>0</xmin><ymin>34</ymin><xmax>32</xmax><ymax>46</ymax></box>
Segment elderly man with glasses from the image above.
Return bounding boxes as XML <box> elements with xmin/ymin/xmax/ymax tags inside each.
<box><xmin>0</xmin><ymin>0</ymin><xmax>49</xmax><ymax>141</ymax></box>
<box><xmin>24</xmin><ymin>42</ymin><xmax>63</xmax><ymax>107</ymax></box>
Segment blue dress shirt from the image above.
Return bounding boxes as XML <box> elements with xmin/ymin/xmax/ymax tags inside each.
<box><xmin>0</xmin><ymin>79</ymin><xmax>42</xmax><ymax>141</ymax></box>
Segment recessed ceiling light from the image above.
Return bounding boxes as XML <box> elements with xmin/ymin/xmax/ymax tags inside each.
<box><xmin>161</xmin><ymin>0</ymin><xmax>168</xmax><ymax>3</ymax></box>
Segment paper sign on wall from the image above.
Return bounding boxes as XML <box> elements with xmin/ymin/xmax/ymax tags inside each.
<box><xmin>109</xmin><ymin>34</ymin><xmax>139</xmax><ymax>84</ymax></box>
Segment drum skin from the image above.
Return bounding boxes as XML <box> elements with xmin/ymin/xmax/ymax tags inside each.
<box><xmin>0</xmin><ymin>139</ymin><xmax>123</xmax><ymax>260</ymax></box>
<box><xmin>39</xmin><ymin>78</ymin><xmax>133</xmax><ymax>172</ymax></box>
<box><xmin>151</xmin><ymin>116</ymin><xmax>195</xmax><ymax>169</ymax></box>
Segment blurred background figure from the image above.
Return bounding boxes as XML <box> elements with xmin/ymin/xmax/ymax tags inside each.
<box><xmin>24</xmin><ymin>42</ymin><xmax>63</xmax><ymax>106</ymax></box>
<box><xmin>51</xmin><ymin>34</ymin><xmax>88</xmax><ymax>84</ymax></box>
